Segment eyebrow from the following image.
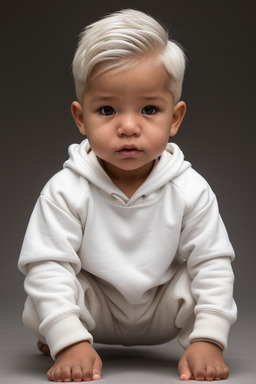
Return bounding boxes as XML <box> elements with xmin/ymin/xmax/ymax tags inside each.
<box><xmin>90</xmin><ymin>95</ymin><xmax>167</xmax><ymax>103</ymax></box>
<box><xmin>90</xmin><ymin>96</ymin><xmax>117</xmax><ymax>103</ymax></box>
<box><xmin>143</xmin><ymin>96</ymin><xmax>167</xmax><ymax>102</ymax></box>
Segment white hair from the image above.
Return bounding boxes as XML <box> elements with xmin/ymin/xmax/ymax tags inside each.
<box><xmin>72</xmin><ymin>9</ymin><xmax>186</xmax><ymax>104</ymax></box>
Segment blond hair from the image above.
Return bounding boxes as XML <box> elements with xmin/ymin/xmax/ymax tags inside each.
<box><xmin>72</xmin><ymin>9</ymin><xmax>186</xmax><ymax>104</ymax></box>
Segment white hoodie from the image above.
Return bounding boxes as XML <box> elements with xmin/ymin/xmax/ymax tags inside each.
<box><xmin>19</xmin><ymin>140</ymin><xmax>237</xmax><ymax>355</ymax></box>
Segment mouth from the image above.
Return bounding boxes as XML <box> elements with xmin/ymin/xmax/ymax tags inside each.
<box><xmin>117</xmin><ymin>145</ymin><xmax>142</xmax><ymax>156</ymax></box>
<box><xmin>118</xmin><ymin>144</ymin><xmax>140</xmax><ymax>151</ymax></box>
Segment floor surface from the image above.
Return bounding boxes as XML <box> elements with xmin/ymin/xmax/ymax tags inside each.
<box><xmin>1</xmin><ymin>307</ymin><xmax>255</xmax><ymax>383</ymax></box>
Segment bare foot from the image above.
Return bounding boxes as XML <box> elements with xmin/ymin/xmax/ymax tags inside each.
<box><xmin>47</xmin><ymin>341</ymin><xmax>102</xmax><ymax>382</ymax></box>
<box><xmin>178</xmin><ymin>341</ymin><xmax>230</xmax><ymax>381</ymax></box>
<box><xmin>37</xmin><ymin>340</ymin><xmax>50</xmax><ymax>356</ymax></box>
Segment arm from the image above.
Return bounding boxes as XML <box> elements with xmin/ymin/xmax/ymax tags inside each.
<box><xmin>25</xmin><ymin>260</ymin><xmax>94</xmax><ymax>359</ymax></box>
<box><xmin>177</xmin><ymin>179</ymin><xmax>237</xmax><ymax>350</ymax></box>
<box><xmin>19</xmin><ymin>189</ymin><xmax>93</xmax><ymax>359</ymax></box>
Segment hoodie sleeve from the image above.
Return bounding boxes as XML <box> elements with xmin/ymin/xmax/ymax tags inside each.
<box><xmin>177</xmin><ymin>170</ymin><xmax>237</xmax><ymax>350</ymax></box>
<box><xmin>18</xmin><ymin>174</ymin><xmax>94</xmax><ymax>359</ymax></box>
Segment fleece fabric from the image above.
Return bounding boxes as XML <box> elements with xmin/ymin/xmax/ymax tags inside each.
<box><xmin>18</xmin><ymin>140</ymin><xmax>237</xmax><ymax>357</ymax></box>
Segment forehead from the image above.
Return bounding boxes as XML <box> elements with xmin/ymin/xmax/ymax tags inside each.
<box><xmin>86</xmin><ymin>56</ymin><xmax>172</xmax><ymax>97</ymax></box>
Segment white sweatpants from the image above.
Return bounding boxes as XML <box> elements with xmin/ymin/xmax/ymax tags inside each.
<box><xmin>23</xmin><ymin>262</ymin><xmax>195</xmax><ymax>352</ymax></box>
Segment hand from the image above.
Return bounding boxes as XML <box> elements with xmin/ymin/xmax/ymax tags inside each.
<box><xmin>47</xmin><ymin>341</ymin><xmax>102</xmax><ymax>382</ymax></box>
<box><xmin>178</xmin><ymin>341</ymin><xmax>229</xmax><ymax>381</ymax></box>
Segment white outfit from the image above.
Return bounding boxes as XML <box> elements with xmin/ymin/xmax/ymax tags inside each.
<box><xmin>18</xmin><ymin>140</ymin><xmax>237</xmax><ymax>359</ymax></box>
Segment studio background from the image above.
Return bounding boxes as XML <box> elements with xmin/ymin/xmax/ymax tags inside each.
<box><xmin>1</xmin><ymin>0</ymin><xmax>255</xmax><ymax>380</ymax></box>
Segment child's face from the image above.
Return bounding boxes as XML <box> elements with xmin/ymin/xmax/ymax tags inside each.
<box><xmin>72</xmin><ymin>55</ymin><xmax>186</xmax><ymax>180</ymax></box>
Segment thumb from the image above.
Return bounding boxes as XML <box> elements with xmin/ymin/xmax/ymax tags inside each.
<box><xmin>92</xmin><ymin>356</ymin><xmax>103</xmax><ymax>381</ymax></box>
<box><xmin>178</xmin><ymin>356</ymin><xmax>192</xmax><ymax>381</ymax></box>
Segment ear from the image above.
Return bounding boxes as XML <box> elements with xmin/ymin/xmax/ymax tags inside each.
<box><xmin>71</xmin><ymin>101</ymin><xmax>87</xmax><ymax>136</ymax></box>
<box><xmin>170</xmin><ymin>101</ymin><xmax>186</xmax><ymax>137</ymax></box>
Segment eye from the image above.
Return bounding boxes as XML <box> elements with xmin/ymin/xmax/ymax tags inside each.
<box><xmin>141</xmin><ymin>105</ymin><xmax>158</xmax><ymax>115</ymax></box>
<box><xmin>99</xmin><ymin>106</ymin><xmax>115</xmax><ymax>116</ymax></box>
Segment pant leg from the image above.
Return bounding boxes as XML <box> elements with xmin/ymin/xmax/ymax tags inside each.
<box><xmin>149</xmin><ymin>262</ymin><xmax>196</xmax><ymax>349</ymax></box>
<box><xmin>90</xmin><ymin>262</ymin><xmax>195</xmax><ymax>348</ymax></box>
<box><xmin>23</xmin><ymin>263</ymin><xmax>195</xmax><ymax>349</ymax></box>
<box><xmin>22</xmin><ymin>270</ymin><xmax>115</xmax><ymax>346</ymax></box>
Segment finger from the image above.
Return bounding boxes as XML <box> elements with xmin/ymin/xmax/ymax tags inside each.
<box><xmin>49</xmin><ymin>367</ymin><xmax>62</xmax><ymax>382</ymax></box>
<box><xmin>178</xmin><ymin>357</ymin><xmax>192</xmax><ymax>381</ymax></box>
<box><xmin>215</xmin><ymin>364</ymin><xmax>229</xmax><ymax>381</ymax></box>
<box><xmin>205</xmin><ymin>365</ymin><xmax>216</xmax><ymax>381</ymax></box>
<box><xmin>61</xmin><ymin>365</ymin><xmax>72</xmax><ymax>382</ymax></box>
<box><xmin>92</xmin><ymin>356</ymin><xmax>103</xmax><ymax>380</ymax></box>
<box><xmin>47</xmin><ymin>368</ymin><xmax>54</xmax><ymax>381</ymax></box>
<box><xmin>81</xmin><ymin>366</ymin><xmax>93</xmax><ymax>381</ymax></box>
<box><xmin>93</xmin><ymin>371</ymin><xmax>102</xmax><ymax>380</ymax></box>
<box><xmin>71</xmin><ymin>365</ymin><xmax>84</xmax><ymax>381</ymax></box>
<box><xmin>193</xmin><ymin>364</ymin><xmax>206</xmax><ymax>381</ymax></box>
<box><xmin>223</xmin><ymin>365</ymin><xmax>230</xmax><ymax>379</ymax></box>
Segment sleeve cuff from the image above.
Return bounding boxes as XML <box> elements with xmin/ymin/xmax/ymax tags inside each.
<box><xmin>40</xmin><ymin>314</ymin><xmax>93</xmax><ymax>359</ymax></box>
<box><xmin>189</xmin><ymin>311</ymin><xmax>235</xmax><ymax>350</ymax></box>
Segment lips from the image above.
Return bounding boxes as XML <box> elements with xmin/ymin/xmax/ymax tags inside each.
<box><xmin>118</xmin><ymin>144</ymin><xmax>140</xmax><ymax>151</ymax></box>
<box><xmin>117</xmin><ymin>144</ymin><xmax>141</xmax><ymax>157</ymax></box>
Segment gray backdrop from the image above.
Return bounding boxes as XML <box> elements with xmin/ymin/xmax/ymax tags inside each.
<box><xmin>1</xmin><ymin>0</ymin><xmax>255</xmax><ymax>382</ymax></box>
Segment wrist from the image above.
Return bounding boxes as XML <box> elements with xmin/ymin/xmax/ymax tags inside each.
<box><xmin>56</xmin><ymin>340</ymin><xmax>90</xmax><ymax>358</ymax></box>
<box><xmin>191</xmin><ymin>339</ymin><xmax>223</xmax><ymax>351</ymax></box>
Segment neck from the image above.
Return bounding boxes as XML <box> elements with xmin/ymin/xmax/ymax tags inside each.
<box><xmin>99</xmin><ymin>159</ymin><xmax>157</xmax><ymax>198</ymax></box>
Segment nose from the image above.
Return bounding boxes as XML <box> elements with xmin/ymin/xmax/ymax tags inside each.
<box><xmin>117</xmin><ymin>114</ymin><xmax>140</xmax><ymax>137</ymax></box>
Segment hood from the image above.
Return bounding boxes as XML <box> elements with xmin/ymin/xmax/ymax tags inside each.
<box><xmin>64</xmin><ymin>139</ymin><xmax>191</xmax><ymax>205</ymax></box>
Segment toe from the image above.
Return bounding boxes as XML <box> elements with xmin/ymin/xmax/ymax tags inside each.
<box><xmin>37</xmin><ymin>341</ymin><xmax>50</xmax><ymax>356</ymax></box>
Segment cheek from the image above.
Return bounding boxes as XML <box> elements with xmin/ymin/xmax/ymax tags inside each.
<box><xmin>149</xmin><ymin>129</ymin><xmax>170</xmax><ymax>154</ymax></box>
<box><xmin>151</xmin><ymin>125</ymin><xmax>171</xmax><ymax>143</ymax></box>
<box><xmin>153</xmin><ymin>142</ymin><xmax>169</xmax><ymax>157</ymax></box>
<box><xmin>86</xmin><ymin>134</ymin><xmax>110</xmax><ymax>159</ymax></box>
